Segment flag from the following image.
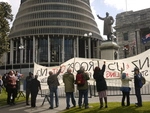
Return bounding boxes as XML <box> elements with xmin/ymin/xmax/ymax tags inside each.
<box><xmin>142</xmin><ymin>33</ymin><xmax>150</xmax><ymax>44</ymax></box>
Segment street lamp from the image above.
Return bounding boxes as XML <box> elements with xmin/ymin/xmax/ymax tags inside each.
<box><xmin>84</xmin><ymin>32</ymin><xmax>92</xmax><ymax>58</ymax></box>
<box><xmin>123</xmin><ymin>47</ymin><xmax>128</xmax><ymax>58</ymax></box>
<box><xmin>19</xmin><ymin>44</ymin><xmax>25</xmax><ymax>73</ymax></box>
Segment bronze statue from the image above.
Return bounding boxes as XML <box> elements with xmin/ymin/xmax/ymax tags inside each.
<box><xmin>97</xmin><ymin>12</ymin><xmax>114</xmax><ymax>41</ymax></box>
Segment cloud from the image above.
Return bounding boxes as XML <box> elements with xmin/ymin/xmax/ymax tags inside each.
<box><xmin>104</xmin><ymin>0</ymin><xmax>150</xmax><ymax>11</ymax></box>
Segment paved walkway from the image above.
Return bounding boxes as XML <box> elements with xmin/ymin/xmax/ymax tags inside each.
<box><xmin>0</xmin><ymin>95</ymin><xmax>149</xmax><ymax>113</ymax></box>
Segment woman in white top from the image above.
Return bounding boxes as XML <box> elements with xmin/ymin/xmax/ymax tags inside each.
<box><xmin>120</xmin><ymin>69</ymin><xmax>132</xmax><ymax>106</ymax></box>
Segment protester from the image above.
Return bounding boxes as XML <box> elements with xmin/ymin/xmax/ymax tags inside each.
<box><xmin>120</xmin><ymin>69</ymin><xmax>132</xmax><ymax>106</ymax></box>
<box><xmin>76</xmin><ymin>66</ymin><xmax>90</xmax><ymax>109</ymax></box>
<box><xmin>30</xmin><ymin>75</ymin><xmax>41</xmax><ymax>107</ymax></box>
<box><xmin>6</xmin><ymin>70</ymin><xmax>17</xmax><ymax>105</ymax></box>
<box><xmin>63</xmin><ymin>68</ymin><xmax>76</xmax><ymax>109</ymax></box>
<box><xmin>2</xmin><ymin>73</ymin><xmax>7</xmax><ymax>88</ymax></box>
<box><xmin>0</xmin><ymin>75</ymin><xmax>3</xmax><ymax>94</ymax></box>
<box><xmin>26</xmin><ymin>72</ymin><xmax>33</xmax><ymax>105</ymax></box>
<box><xmin>134</xmin><ymin>67</ymin><xmax>143</xmax><ymax>107</ymax></box>
<box><xmin>93</xmin><ymin>61</ymin><xmax>108</xmax><ymax>109</ymax></box>
<box><xmin>47</xmin><ymin>66</ymin><xmax>62</xmax><ymax>109</ymax></box>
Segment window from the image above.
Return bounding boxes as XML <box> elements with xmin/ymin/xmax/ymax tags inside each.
<box><xmin>123</xmin><ymin>32</ymin><xmax>128</xmax><ymax>41</ymax></box>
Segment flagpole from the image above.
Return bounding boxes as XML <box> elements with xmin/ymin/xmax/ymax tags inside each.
<box><xmin>125</xmin><ymin>0</ymin><xmax>127</xmax><ymax>12</ymax></box>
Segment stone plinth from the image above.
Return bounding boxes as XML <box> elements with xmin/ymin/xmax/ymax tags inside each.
<box><xmin>100</xmin><ymin>41</ymin><xmax>119</xmax><ymax>60</ymax></box>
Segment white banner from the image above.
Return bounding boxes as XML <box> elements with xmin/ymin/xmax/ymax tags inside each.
<box><xmin>34</xmin><ymin>49</ymin><xmax>150</xmax><ymax>89</ymax></box>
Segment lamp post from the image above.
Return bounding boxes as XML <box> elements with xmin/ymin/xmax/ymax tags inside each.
<box><xmin>84</xmin><ymin>32</ymin><xmax>92</xmax><ymax>58</ymax></box>
<box><xmin>19</xmin><ymin>44</ymin><xmax>24</xmax><ymax>73</ymax></box>
<box><xmin>123</xmin><ymin>47</ymin><xmax>128</xmax><ymax>58</ymax></box>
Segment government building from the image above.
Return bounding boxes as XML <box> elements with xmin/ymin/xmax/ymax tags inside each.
<box><xmin>115</xmin><ymin>8</ymin><xmax>150</xmax><ymax>59</ymax></box>
<box><xmin>1</xmin><ymin>0</ymin><xmax>102</xmax><ymax>73</ymax></box>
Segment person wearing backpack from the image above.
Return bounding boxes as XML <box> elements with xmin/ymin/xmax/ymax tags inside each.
<box><xmin>93</xmin><ymin>61</ymin><xmax>107</xmax><ymax>109</ymax></box>
<box><xmin>133</xmin><ymin>67</ymin><xmax>143</xmax><ymax>107</ymax></box>
<box><xmin>76</xmin><ymin>66</ymin><xmax>90</xmax><ymax>109</ymax></box>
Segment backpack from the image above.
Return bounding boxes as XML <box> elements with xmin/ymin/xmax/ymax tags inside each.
<box><xmin>139</xmin><ymin>74</ymin><xmax>146</xmax><ymax>88</ymax></box>
<box><xmin>141</xmin><ymin>76</ymin><xmax>146</xmax><ymax>85</ymax></box>
<box><xmin>76</xmin><ymin>73</ymin><xmax>85</xmax><ymax>86</ymax></box>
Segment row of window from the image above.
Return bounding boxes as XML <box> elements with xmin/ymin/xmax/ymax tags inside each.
<box><xmin>10</xmin><ymin>28</ymin><xmax>100</xmax><ymax>40</ymax></box>
<box><xmin>14</xmin><ymin>20</ymin><xmax>98</xmax><ymax>33</ymax></box>
<box><xmin>23</xmin><ymin>0</ymin><xmax>90</xmax><ymax>11</ymax></box>
<box><xmin>19</xmin><ymin>4</ymin><xmax>91</xmax><ymax>18</ymax></box>
<box><xmin>15</xmin><ymin>12</ymin><xmax>96</xmax><ymax>26</ymax></box>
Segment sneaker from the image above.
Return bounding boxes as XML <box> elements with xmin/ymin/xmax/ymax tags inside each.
<box><xmin>49</xmin><ymin>107</ymin><xmax>53</xmax><ymax>109</ymax></box>
<box><xmin>85</xmin><ymin>106</ymin><xmax>89</xmax><ymax>109</ymax></box>
<box><xmin>66</xmin><ymin>107</ymin><xmax>69</xmax><ymax>109</ymax></box>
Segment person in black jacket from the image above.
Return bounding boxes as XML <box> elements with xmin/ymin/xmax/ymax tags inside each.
<box><xmin>30</xmin><ymin>75</ymin><xmax>41</xmax><ymax>107</ymax></box>
<box><xmin>93</xmin><ymin>61</ymin><xmax>107</xmax><ymax>109</ymax></box>
<box><xmin>133</xmin><ymin>67</ymin><xmax>142</xmax><ymax>107</ymax></box>
<box><xmin>25</xmin><ymin>72</ymin><xmax>33</xmax><ymax>105</ymax></box>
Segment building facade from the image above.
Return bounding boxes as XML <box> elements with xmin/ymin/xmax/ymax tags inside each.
<box><xmin>1</xmin><ymin>0</ymin><xmax>102</xmax><ymax>73</ymax></box>
<box><xmin>115</xmin><ymin>8</ymin><xmax>150</xmax><ymax>59</ymax></box>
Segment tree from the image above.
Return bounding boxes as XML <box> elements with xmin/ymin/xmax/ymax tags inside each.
<box><xmin>0</xmin><ymin>2</ymin><xmax>13</xmax><ymax>59</ymax></box>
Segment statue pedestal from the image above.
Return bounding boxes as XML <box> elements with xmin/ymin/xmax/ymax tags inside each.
<box><xmin>100</xmin><ymin>41</ymin><xmax>119</xmax><ymax>60</ymax></box>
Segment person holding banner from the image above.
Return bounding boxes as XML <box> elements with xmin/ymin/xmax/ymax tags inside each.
<box><xmin>47</xmin><ymin>66</ymin><xmax>62</xmax><ymax>109</ymax></box>
<box><xmin>63</xmin><ymin>68</ymin><xmax>76</xmax><ymax>109</ymax></box>
<box><xmin>133</xmin><ymin>67</ymin><xmax>143</xmax><ymax>107</ymax></box>
<box><xmin>120</xmin><ymin>72</ymin><xmax>132</xmax><ymax>107</ymax></box>
<box><xmin>93</xmin><ymin>61</ymin><xmax>107</xmax><ymax>109</ymax></box>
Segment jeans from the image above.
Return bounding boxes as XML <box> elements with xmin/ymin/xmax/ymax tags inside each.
<box><xmin>66</xmin><ymin>92</ymin><xmax>76</xmax><ymax>108</ymax></box>
<box><xmin>49</xmin><ymin>86</ymin><xmax>59</xmax><ymax>108</ymax></box>
<box><xmin>26</xmin><ymin>88</ymin><xmax>31</xmax><ymax>104</ymax></box>
<box><xmin>78</xmin><ymin>89</ymin><xmax>88</xmax><ymax>107</ymax></box>
<box><xmin>122</xmin><ymin>91</ymin><xmax>130</xmax><ymax>106</ymax></box>
<box><xmin>135</xmin><ymin>88</ymin><xmax>142</xmax><ymax>106</ymax></box>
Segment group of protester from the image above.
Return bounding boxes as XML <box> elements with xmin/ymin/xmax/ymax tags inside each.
<box><xmin>0</xmin><ymin>70</ymin><xmax>41</xmax><ymax>107</ymax></box>
<box><xmin>46</xmin><ymin>61</ymin><xmax>144</xmax><ymax>110</ymax></box>
<box><xmin>0</xmin><ymin>61</ymin><xmax>144</xmax><ymax>109</ymax></box>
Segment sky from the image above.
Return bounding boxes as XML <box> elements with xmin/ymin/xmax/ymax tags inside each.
<box><xmin>1</xmin><ymin>0</ymin><xmax>150</xmax><ymax>39</ymax></box>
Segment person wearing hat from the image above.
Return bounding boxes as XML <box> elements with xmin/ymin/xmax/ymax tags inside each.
<box><xmin>133</xmin><ymin>67</ymin><xmax>143</xmax><ymax>107</ymax></box>
<box><xmin>120</xmin><ymin>69</ymin><xmax>132</xmax><ymax>107</ymax></box>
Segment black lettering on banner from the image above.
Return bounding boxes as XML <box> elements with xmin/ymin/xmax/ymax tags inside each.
<box><xmin>116</xmin><ymin>62</ymin><xmax>125</xmax><ymax>71</ymax></box>
<box><xmin>88</xmin><ymin>61</ymin><xmax>94</xmax><ymax>71</ymax></box>
<box><xmin>35</xmin><ymin>68</ymin><xmax>48</xmax><ymax>77</ymax></box>
<box><xmin>74</xmin><ymin>62</ymin><xmax>81</xmax><ymax>71</ymax></box>
<box><xmin>108</xmin><ymin>62</ymin><xmax>115</xmax><ymax>71</ymax></box>
<box><xmin>139</xmin><ymin>57</ymin><xmax>149</xmax><ymax>70</ymax></box>
<box><xmin>131</xmin><ymin>60</ymin><xmax>138</xmax><ymax>68</ymax></box>
<box><xmin>81</xmin><ymin>62</ymin><xmax>88</xmax><ymax>71</ymax></box>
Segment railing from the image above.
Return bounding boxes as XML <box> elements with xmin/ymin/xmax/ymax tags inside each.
<box><xmin>39</xmin><ymin>79</ymin><xmax>150</xmax><ymax>99</ymax></box>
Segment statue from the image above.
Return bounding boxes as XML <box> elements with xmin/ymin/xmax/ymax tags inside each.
<box><xmin>97</xmin><ymin>12</ymin><xmax>114</xmax><ymax>41</ymax></box>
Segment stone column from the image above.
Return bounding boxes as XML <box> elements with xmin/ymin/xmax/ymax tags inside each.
<box><xmin>10</xmin><ymin>39</ymin><xmax>14</xmax><ymax>69</ymax></box>
<box><xmin>20</xmin><ymin>37</ymin><xmax>23</xmax><ymax>63</ymax></box>
<box><xmin>48</xmin><ymin>35</ymin><xmax>51</xmax><ymax>66</ymax></box>
<box><xmin>135</xmin><ymin>29</ymin><xmax>141</xmax><ymax>54</ymax></box>
<box><xmin>76</xmin><ymin>37</ymin><xmax>79</xmax><ymax>57</ymax></box>
<box><xmin>97</xmin><ymin>40</ymin><xmax>100</xmax><ymax>58</ymax></box>
<box><xmin>33</xmin><ymin>36</ymin><xmax>35</xmax><ymax>62</ymax></box>
<box><xmin>85</xmin><ymin>40</ymin><xmax>87</xmax><ymax>58</ymax></box>
<box><xmin>62</xmin><ymin>36</ymin><xmax>65</xmax><ymax>63</ymax></box>
<box><xmin>24</xmin><ymin>40</ymin><xmax>27</xmax><ymax>63</ymax></box>
<box><xmin>73</xmin><ymin>38</ymin><xmax>76</xmax><ymax>57</ymax></box>
<box><xmin>88</xmin><ymin>38</ymin><xmax>91</xmax><ymax>58</ymax></box>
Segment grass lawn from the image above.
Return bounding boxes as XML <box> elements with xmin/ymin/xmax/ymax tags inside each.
<box><xmin>0</xmin><ymin>88</ymin><xmax>26</xmax><ymax>106</ymax></box>
<box><xmin>62</xmin><ymin>102</ymin><xmax>150</xmax><ymax>113</ymax></box>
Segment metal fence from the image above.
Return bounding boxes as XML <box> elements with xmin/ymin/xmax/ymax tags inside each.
<box><xmin>39</xmin><ymin>79</ymin><xmax>150</xmax><ymax>98</ymax></box>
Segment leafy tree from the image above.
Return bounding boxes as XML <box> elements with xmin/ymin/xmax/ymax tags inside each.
<box><xmin>0</xmin><ymin>2</ymin><xmax>13</xmax><ymax>59</ymax></box>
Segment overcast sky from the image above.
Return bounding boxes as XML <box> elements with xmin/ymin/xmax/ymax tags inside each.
<box><xmin>1</xmin><ymin>0</ymin><xmax>150</xmax><ymax>39</ymax></box>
